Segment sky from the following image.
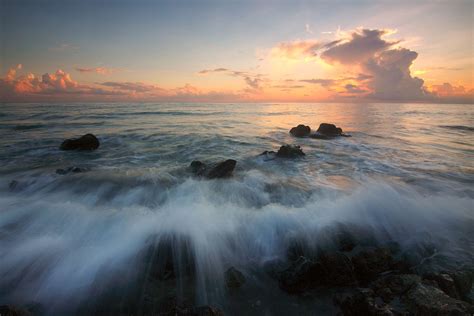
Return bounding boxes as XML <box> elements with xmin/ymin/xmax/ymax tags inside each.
<box><xmin>1</xmin><ymin>0</ymin><xmax>473</xmax><ymax>103</ymax></box>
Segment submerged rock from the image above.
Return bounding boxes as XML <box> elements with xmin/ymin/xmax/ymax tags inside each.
<box><xmin>190</xmin><ymin>159</ymin><xmax>237</xmax><ymax>179</ymax></box>
<box><xmin>290</xmin><ymin>124</ymin><xmax>311</xmax><ymax>137</ymax></box>
<box><xmin>224</xmin><ymin>267</ymin><xmax>246</xmax><ymax>289</ymax></box>
<box><xmin>402</xmin><ymin>281</ymin><xmax>472</xmax><ymax>315</ymax></box>
<box><xmin>276</xmin><ymin>145</ymin><xmax>305</xmax><ymax>158</ymax></box>
<box><xmin>56</xmin><ymin>166</ymin><xmax>88</xmax><ymax>175</ymax></box>
<box><xmin>311</xmin><ymin>123</ymin><xmax>350</xmax><ymax>139</ymax></box>
<box><xmin>60</xmin><ymin>133</ymin><xmax>100</xmax><ymax>150</ymax></box>
<box><xmin>351</xmin><ymin>248</ymin><xmax>394</xmax><ymax>284</ymax></box>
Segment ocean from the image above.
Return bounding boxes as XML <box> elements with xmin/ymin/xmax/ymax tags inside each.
<box><xmin>0</xmin><ymin>102</ymin><xmax>473</xmax><ymax>315</ymax></box>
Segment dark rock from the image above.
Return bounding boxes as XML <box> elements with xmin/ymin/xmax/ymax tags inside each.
<box><xmin>277</xmin><ymin>256</ymin><xmax>323</xmax><ymax>293</ymax></box>
<box><xmin>189</xmin><ymin>159</ymin><xmax>236</xmax><ymax>179</ymax></box>
<box><xmin>352</xmin><ymin>248</ymin><xmax>394</xmax><ymax>284</ymax></box>
<box><xmin>402</xmin><ymin>281</ymin><xmax>472</xmax><ymax>315</ymax></box>
<box><xmin>290</xmin><ymin>124</ymin><xmax>311</xmax><ymax>137</ymax></box>
<box><xmin>371</xmin><ymin>274</ymin><xmax>422</xmax><ymax>302</ymax></box>
<box><xmin>183</xmin><ymin>306</ymin><xmax>225</xmax><ymax>316</ymax></box>
<box><xmin>451</xmin><ymin>271</ymin><xmax>473</xmax><ymax>299</ymax></box>
<box><xmin>59</xmin><ymin>133</ymin><xmax>100</xmax><ymax>150</ymax></box>
<box><xmin>276</xmin><ymin>145</ymin><xmax>305</xmax><ymax>158</ymax></box>
<box><xmin>155</xmin><ymin>296</ymin><xmax>224</xmax><ymax>316</ymax></box>
<box><xmin>318</xmin><ymin>252</ymin><xmax>357</xmax><ymax>286</ymax></box>
<box><xmin>334</xmin><ymin>288</ymin><xmax>396</xmax><ymax>316</ymax></box>
<box><xmin>0</xmin><ymin>305</ymin><xmax>31</xmax><ymax>316</ymax></box>
<box><xmin>207</xmin><ymin>159</ymin><xmax>236</xmax><ymax>179</ymax></box>
<box><xmin>224</xmin><ymin>267</ymin><xmax>246</xmax><ymax>289</ymax></box>
<box><xmin>311</xmin><ymin>123</ymin><xmax>350</xmax><ymax>139</ymax></box>
<box><xmin>424</xmin><ymin>273</ymin><xmax>460</xmax><ymax>299</ymax></box>
<box><xmin>56</xmin><ymin>166</ymin><xmax>87</xmax><ymax>175</ymax></box>
<box><xmin>190</xmin><ymin>161</ymin><xmax>207</xmax><ymax>176</ymax></box>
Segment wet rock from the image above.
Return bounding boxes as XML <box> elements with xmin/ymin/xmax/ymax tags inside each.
<box><xmin>402</xmin><ymin>281</ymin><xmax>472</xmax><ymax>315</ymax></box>
<box><xmin>424</xmin><ymin>272</ymin><xmax>460</xmax><ymax>299</ymax></box>
<box><xmin>190</xmin><ymin>161</ymin><xmax>207</xmax><ymax>176</ymax></box>
<box><xmin>318</xmin><ymin>252</ymin><xmax>357</xmax><ymax>286</ymax></box>
<box><xmin>207</xmin><ymin>159</ymin><xmax>236</xmax><ymax>179</ymax></box>
<box><xmin>60</xmin><ymin>133</ymin><xmax>100</xmax><ymax>150</ymax></box>
<box><xmin>179</xmin><ymin>306</ymin><xmax>225</xmax><ymax>316</ymax></box>
<box><xmin>155</xmin><ymin>296</ymin><xmax>224</xmax><ymax>316</ymax></box>
<box><xmin>189</xmin><ymin>159</ymin><xmax>237</xmax><ymax>179</ymax></box>
<box><xmin>278</xmin><ymin>252</ymin><xmax>356</xmax><ymax>294</ymax></box>
<box><xmin>276</xmin><ymin>145</ymin><xmax>305</xmax><ymax>158</ymax></box>
<box><xmin>224</xmin><ymin>267</ymin><xmax>246</xmax><ymax>289</ymax></box>
<box><xmin>277</xmin><ymin>256</ymin><xmax>323</xmax><ymax>293</ymax></box>
<box><xmin>56</xmin><ymin>166</ymin><xmax>88</xmax><ymax>175</ymax></box>
<box><xmin>371</xmin><ymin>274</ymin><xmax>422</xmax><ymax>302</ymax></box>
<box><xmin>451</xmin><ymin>270</ymin><xmax>473</xmax><ymax>300</ymax></box>
<box><xmin>351</xmin><ymin>248</ymin><xmax>394</xmax><ymax>284</ymax></box>
<box><xmin>0</xmin><ymin>305</ymin><xmax>31</xmax><ymax>316</ymax></box>
<box><xmin>289</xmin><ymin>124</ymin><xmax>311</xmax><ymax>137</ymax></box>
<box><xmin>311</xmin><ymin>123</ymin><xmax>350</xmax><ymax>139</ymax></box>
<box><xmin>334</xmin><ymin>288</ymin><xmax>396</xmax><ymax>316</ymax></box>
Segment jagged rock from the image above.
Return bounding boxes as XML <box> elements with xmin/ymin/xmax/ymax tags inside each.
<box><xmin>278</xmin><ymin>256</ymin><xmax>322</xmax><ymax>293</ymax></box>
<box><xmin>424</xmin><ymin>273</ymin><xmax>460</xmax><ymax>299</ymax></box>
<box><xmin>451</xmin><ymin>270</ymin><xmax>473</xmax><ymax>300</ymax></box>
<box><xmin>334</xmin><ymin>288</ymin><xmax>396</xmax><ymax>316</ymax></box>
<box><xmin>56</xmin><ymin>166</ymin><xmax>88</xmax><ymax>175</ymax></box>
<box><xmin>276</xmin><ymin>145</ymin><xmax>305</xmax><ymax>158</ymax></box>
<box><xmin>351</xmin><ymin>248</ymin><xmax>394</xmax><ymax>284</ymax></box>
<box><xmin>402</xmin><ymin>281</ymin><xmax>472</xmax><ymax>315</ymax></box>
<box><xmin>371</xmin><ymin>274</ymin><xmax>422</xmax><ymax>302</ymax></box>
<box><xmin>190</xmin><ymin>160</ymin><xmax>236</xmax><ymax>179</ymax></box>
<box><xmin>311</xmin><ymin>123</ymin><xmax>350</xmax><ymax>139</ymax></box>
<box><xmin>0</xmin><ymin>305</ymin><xmax>31</xmax><ymax>316</ymax></box>
<box><xmin>59</xmin><ymin>133</ymin><xmax>100</xmax><ymax>150</ymax></box>
<box><xmin>224</xmin><ymin>267</ymin><xmax>246</xmax><ymax>289</ymax></box>
<box><xmin>290</xmin><ymin>124</ymin><xmax>311</xmax><ymax>137</ymax></box>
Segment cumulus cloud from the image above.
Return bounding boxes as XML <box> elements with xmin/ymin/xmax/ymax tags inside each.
<box><xmin>75</xmin><ymin>67</ymin><xmax>119</xmax><ymax>75</ymax></box>
<box><xmin>320</xmin><ymin>29</ymin><xmax>398</xmax><ymax>64</ymax></box>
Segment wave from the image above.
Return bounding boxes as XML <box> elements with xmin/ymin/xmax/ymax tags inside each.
<box><xmin>1</xmin><ymin>175</ymin><xmax>473</xmax><ymax>314</ymax></box>
<box><xmin>439</xmin><ymin>125</ymin><xmax>474</xmax><ymax>132</ymax></box>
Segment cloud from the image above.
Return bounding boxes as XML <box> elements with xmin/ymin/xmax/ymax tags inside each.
<box><xmin>342</xmin><ymin>84</ymin><xmax>367</xmax><ymax>94</ymax></box>
<box><xmin>198</xmin><ymin>67</ymin><xmax>265</xmax><ymax>92</ymax></box>
<box><xmin>300</xmin><ymin>78</ymin><xmax>336</xmax><ymax>88</ymax></box>
<box><xmin>75</xmin><ymin>67</ymin><xmax>119</xmax><ymax>75</ymax></box>
<box><xmin>49</xmin><ymin>43</ymin><xmax>79</xmax><ymax>52</ymax></box>
<box><xmin>271</xmin><ymin>40</ymin><xmax>321</xmax><ymax>60</ymax></box>
<box><xmin>321</xmin><ymin>29</ymin><xmax>399</xmax><ymax>65</ymax></box>
<box><xmin>305</xmin><ymin>23</ymin><xmax>313</xmax><ymax>34</ymax></box>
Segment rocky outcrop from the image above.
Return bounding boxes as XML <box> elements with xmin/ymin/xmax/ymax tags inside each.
<box><xmin>189</xmin><ymin>159</ymin><xmax>236</xmax><ymax>179</ymax></box>
<box><xmin>276</xmin><ymin>145</ymin><xmax>305</xmax><ymax>158</ymax></box>
<box><xmin>351</xmin><ymin>248</ymin><xmax>394</xmax><ymax>284</ymax></box>
<box><xmin>224</xmin><ymin>267</ymin><xmax>246</xmax><ymax>289</ymax></box>
<box><xmin>59</xmin><ymin>133</ymin><xmax>100</xmax><ymax>150</ymax></box>
<box><xmin>289</xmin><ymin>125</ymin><xmax>311</xmax><ymax>137</ymax></box>
<box><xmin>311</xmin><ymin>123</ymin><xmax>350</xmax><ymax>139</ymax></box>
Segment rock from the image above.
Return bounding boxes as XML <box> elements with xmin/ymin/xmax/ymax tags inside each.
<box><xmin>278</xmin><ymin>252</ymin><xmax>356</xmax><ymax>294</ymax></box>
<box><xmin>334</xmin><ymin>288</ymin><xmax>396</xmax><ymax>316</ymax></box>
<box><xmin>318</xmin><ymin>252</ymin><xmax>357</xmax><ymax>286</ymax></box>
<box><xmin>311</xmin><ymin>123</ymin><xmax>350</xmax><ymax>139</ymax></box>
<box><xmin>56</xmin><ymin>166</ymin><xmax>87</xmax><ymax>175</ymax></box>
<box><xmin>276</xmin><ymin>145</ymin><xmax>305</xmax><ymax>158</ymax></box>
<box><xmin>402</xmin><ymin>281</ymin><xmax>472</xmax><ymax>315</ymax></box>
<box><xmin>277</xmin><ymin>256</ymin><xmax>323</xmax><ymax>293</ymax></box>
<box><xmin>351</xmin><ymin>248</ymin><xmax>394</xmax><ymax>284</ymax></box>
<box><xmin>181</xmin><ymin>306</ymin><xmax>225</xmax><ymax>316</ymax></box>
<box><xmin>190</xmin><ymin>161</ymin><xmax>207</xmax><ymax>176</ymax></box>
<box><xmin>224</xmin><ymin>267</ymin><xmax>246</xmax><ymax>289</ymax></box>
<box><xmin>290</xmin><ymin>124</ymin><xmax>311</xmax><ymax>137</ymax></box>
<box><xmin>60</xmin><ymin>133</ymin><xmax>100</xmax><ymax>150</ymax></box>
<box><xmin>371</xmin><ymin>274</ymin><xmax>422</xmax><ymax>302</ymax></box>
<box><xmin>424</xmin><ymin>272</ymin><xmax>460</xmax><ymax>299</ymax></box>
<box><xmin>451</xmin><ymin>271</ymin><xmax>473</xmax><ymax>300</ymax></box>
<box><xmin>0</xmin><ymin>305</ymin><xmax>31</xmax><ymax>316</ymax></box>
<box><xmin>189</xmin><ymin>159</ymin><xmax>236</xmax><ymax>179</ymax></box>
<box><xmin>207</xmin><ymin>159</ymin><xmax>236</xmax><ymax>179</ymax></box>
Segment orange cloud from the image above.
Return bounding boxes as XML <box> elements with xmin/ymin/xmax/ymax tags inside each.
<box><xmin>271</xmin><ymin>40</ymin><xmax>321</xmax><ymax>60</ymax></box>
<box><xmin>75</xmin><ymin>67</ymin><xmax>120</xmax><ymax>75</ymax></box>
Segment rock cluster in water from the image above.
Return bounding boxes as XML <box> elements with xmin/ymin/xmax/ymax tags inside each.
<box><xmin>260</xmin><ymin>144</ymin><xmax>305</xmax><ymax>159</ymax></box>
<box><xmin>60</xmin><ymin>133</ymin><xmax>100</xmax><ymax>150</ymax></box>
<box><xmin>289</xmin><ymin>123</ymin><xmax>350</xmax><ymax>139</ymax></box>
